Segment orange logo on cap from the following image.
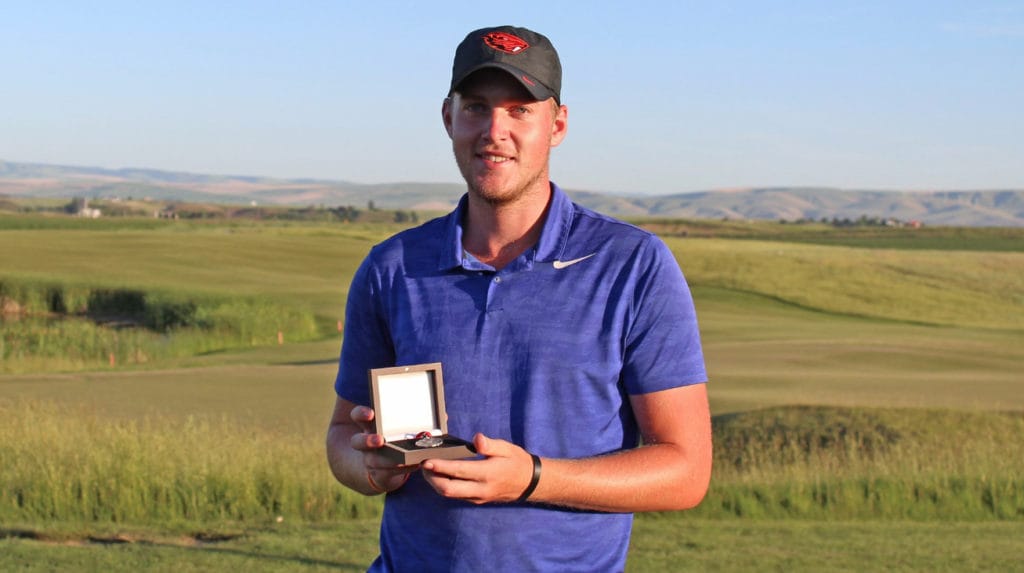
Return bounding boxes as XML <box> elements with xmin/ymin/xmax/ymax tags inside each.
<box><xmin>483</xmin><ymin>32</ymin><xmax>529</xmax><ymax>54</ymax></box>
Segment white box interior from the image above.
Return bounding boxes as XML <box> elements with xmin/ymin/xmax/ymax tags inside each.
<box><xmin>377</xmin><ymin>369</ymin><xmax>443</xmax><ymax>442</ymax></box>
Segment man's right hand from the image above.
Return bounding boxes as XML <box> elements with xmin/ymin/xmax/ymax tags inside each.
<box><xmin>347</xmin><ymin>404</ymin><xmax>417</xmax><ymax>493</ymax></box>
<box><xmin>327</xmin><ymin>397</ymin><xmax>414</xmax><ymax>495</ymax></box>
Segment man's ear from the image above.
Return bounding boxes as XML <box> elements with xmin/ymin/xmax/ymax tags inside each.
<box><xmin>442</xmin><ymin>97</ymin><xmax>454</xmax><ymax>139</ymax></box>
<box><xmin>550</xmin><ymin>104</ymin><xmax>569</xmax><ymax>148</ymax></box>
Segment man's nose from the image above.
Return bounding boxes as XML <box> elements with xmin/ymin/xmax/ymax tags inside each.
<box><xmin>483</xmin><ymin>110</ymin><xmax>510</xmax><ymax>141</ymax></box>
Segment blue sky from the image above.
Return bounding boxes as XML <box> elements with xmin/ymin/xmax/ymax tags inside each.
<box><xmin>2</xmin><ymin>1</ymin><xmax>1022</xmax><ymax>195</ymax></box>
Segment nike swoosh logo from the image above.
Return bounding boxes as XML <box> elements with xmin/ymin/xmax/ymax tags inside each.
<box><xmin>552</xmin><ymin>253</ymin><xmax>597</xmax><ymax>270</ymax></box>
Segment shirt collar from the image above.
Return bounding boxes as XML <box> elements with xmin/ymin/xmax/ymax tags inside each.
<box><xmin>438</xmin><ymin>182</ymin><xmax>574</xmax><ymax>271</ymax></box>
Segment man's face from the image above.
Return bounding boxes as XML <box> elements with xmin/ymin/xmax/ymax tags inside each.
<box><xmin>443</xmin><ymin>69</ymin><xmax>568</xmax><ymax>206</ymax></box>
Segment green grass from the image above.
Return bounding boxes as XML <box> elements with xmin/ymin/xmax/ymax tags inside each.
<box><xmin>0</xmin><ymin>341</ymin><xmax>343</xmax><ymax>431</ymax></box>
<box><xmin>0</xmin><ymin>400</ymin><xmax>381</xmax><ymax>525</ymax></box>
<box><xmin>670</xmin><ymin>238</ymin><xmax>1024</xmax><ymax>330</ymax></box>
<box><xmin>698</xmin><ymin>406</ymin><xmax>1024</xmax><ymax>520</ymax></box>
<box><xmin>696</xmin><ymin>287</ymin><xmax>1024</xmax><ymax>414</ymax></box>
<box><xmin>628</xmin><ymin>519</ymin><xmax>1024</xmax><ymax>572</ymax></box>
<box><xmin>0</xmin><ymin>221</ymin><xmax>398</xmax><ymax>372</ymax></box>
<box><xmin>3</xmin><ymin>215</ymin><xmax>1024</xmax><ymax>569</ymax></box>
<box><xmin>638</xmin><ymin>218</ymin><xmax>1024</xmax><ymax>252</ymax></box>
<box><xmin>3</xmin><ymin>217</ymin><xmax>1021</xmax><ymax>362</ymax></box>
<box><xmin>0</xmin><ymin>222</ymin><xmax>394</xmax><ymax>323</ymax></box>
<box><xmin>2</xmin><ymin>519</ymin><xmax>1022</xmax><ymax>572</ymax></box>
<box><xmin>3</xmin><ymin>399</ymin><xmax>1020</xmax><ymax>526</ymax></box>
<box><xmin>0</xmin><ymin>397</ymin><xmax>1019</xmax><ymax>568</ymax></box>
<box><xmin>5</xmin><ymin>222</ymin><xmax>1021</xmax><ymax>333</ymax></box>
<box><xmin>0</xmin><ymin>212</ymin><xmax>172</xmax><ymax>231</ymax></box>
<box><xmin>0</xmin><ymin>281</ymin><xmax>321</xmax><ymax>373</ymax></box>
<box><xmin>2</xmin><ymin>223</ymin><xmax>1020</xmax><ymax>376</ymax></box>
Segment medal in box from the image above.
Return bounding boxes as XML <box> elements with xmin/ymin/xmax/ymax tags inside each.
<box><xmin>369</xmin><ymin>362</ymin><xmax>476</xmax><ymax>464</ymax></box>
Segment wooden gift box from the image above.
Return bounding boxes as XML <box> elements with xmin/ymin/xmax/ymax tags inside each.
<box><xmin>369</xmin><ymin>362</ymin><xmax>476</xmax><ymax>464</ymax></box>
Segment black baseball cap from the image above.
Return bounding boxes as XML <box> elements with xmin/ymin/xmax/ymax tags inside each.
<box><xmin>449</xmin><ymin>25</ymin><xmax>562</xmax><ymax>104</ymax></box>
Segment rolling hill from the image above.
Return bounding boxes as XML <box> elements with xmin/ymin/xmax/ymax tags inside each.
<box><xmin>2</xmin><ymin>160</ymin><xmax>1022</xmax><ymax>226</ymax></box>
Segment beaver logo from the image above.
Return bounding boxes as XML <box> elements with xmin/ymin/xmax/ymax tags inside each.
<box><xmin>483</xmin><ymin>32</ymin><xmax>529</xmax><ymax>54</ymax></box>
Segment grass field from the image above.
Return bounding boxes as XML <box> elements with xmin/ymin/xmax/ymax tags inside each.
<box><xmin>4</xmin><ymin>520</ymin><xmax>1023</xmax><ymax>572</ymax></box>
<box><xmin>2</xmin><ymin>212</ymin><xmax>1023</xmax><ymax>570</ymax></box>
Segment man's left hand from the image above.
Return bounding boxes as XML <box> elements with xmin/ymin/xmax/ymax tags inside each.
<box><xmin>421</xmin><ymin>433</ymin><xmax>536</xmax><ymax>504</ymax></box>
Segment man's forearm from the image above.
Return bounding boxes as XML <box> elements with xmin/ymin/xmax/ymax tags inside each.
<box><xmin>527</xmin><ymin>441</ymin><xmax>711</xmax><ymax>512</ymax></box>
<box><xmin>527</xmin><ymin>383</ymin><xmax>713</xmax><ymax>513</ymax></box>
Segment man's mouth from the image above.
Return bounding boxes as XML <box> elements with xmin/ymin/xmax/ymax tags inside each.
<box><xmin>479</xmin><ymin>153</ymin><xmax>512</xmax><ymax>164</ymax></box>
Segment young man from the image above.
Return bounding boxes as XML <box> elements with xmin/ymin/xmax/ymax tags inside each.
<box><xmin>327</xmin><ymin>25</ymin><xmax>711</xmax><ymax>571</ymax></box>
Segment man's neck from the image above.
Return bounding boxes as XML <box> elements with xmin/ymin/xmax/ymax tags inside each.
<box><xmin>462</xmin><ymin>184</ymin><xmax>552</xmax><ymax>270</ymax></box>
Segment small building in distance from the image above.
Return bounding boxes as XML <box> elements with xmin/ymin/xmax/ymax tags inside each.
<box><xmin>67</xmin><ymin>197</ymin><xmax>102</xmax><ymax>218</ymax></box>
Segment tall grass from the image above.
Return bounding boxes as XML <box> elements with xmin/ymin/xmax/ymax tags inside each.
<box><xmin>689</xmin><ymin>406</ymin><xmax>1024</xmax><ymax>520</ymax></box>
<box><xmin>1</xmin><ymin>279</ymin><xmax>320</xmax><ymax>373</ymax></box>
<box><xmin>2</xmin><ymin>401</ymin><xmax>1021</xmax><ymax>526</ymax></box>
<box><xmin>0</xmin><ymin>400</ymin><xmax>380</xmax><ymax>525</ymax></box>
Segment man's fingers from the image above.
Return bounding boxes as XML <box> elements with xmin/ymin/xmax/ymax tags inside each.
<box><xmin>422</xmin><ymin>458</ymin><xmax>473</xmax><ymax>481</ymax></box>
<box><xmin>349</xmin><ymin>405</ymin><xmax>379</xmax><ymax>434</ymax></box>
<box><xmin>350</xmin><ymin>431</ymin><xmax>384</xmax><ymax>452</ymax></box>
<box><xmin>349</xmin><ymin>405</ymin><xmax>376</xmax><ymax>433</ymax></box>
<box><xmin>473</xmin><ymin>432</ymin><xmax>511</xmax><ymax>456</ymax></box>
<box><xmin>472</xmin><ymin>432</ymin><xmax>520</xmax><ymax>458</ymax></box>
<box><xmin>350</xmin><ymin>405</ymin><xmax>374</xmax><ymax>422</ymax></box>
<box><xmin>422</xmin><ymin>465</ymin><xmax>487</xmax><ymax>503</ymax></box>
<box><xmin>472</xmin><ymin>432</ymin><xmax>491</xmax><ymax>454</ymax></box>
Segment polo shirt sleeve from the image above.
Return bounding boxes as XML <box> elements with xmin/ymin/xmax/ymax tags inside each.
<box><xmin>334</xmin><ymin>251</ymin><xmax>396</xmax><ymax>406</ymax></box>
<box><xmin>621</xmin><ymin>235</ymin><xmax>707</xmax><ymax>395</ymax></box>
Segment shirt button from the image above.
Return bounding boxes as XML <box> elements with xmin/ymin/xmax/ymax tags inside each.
<box><xmin>493</xmin><ymin>276</ymin><xmax>502</xmax><ymax>284</ymax></box>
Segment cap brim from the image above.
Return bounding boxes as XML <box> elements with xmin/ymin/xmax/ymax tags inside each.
<box><xmin>450</xmin><ymin>63</ymin><xmax>558</xmax><ymax>103</ymax></box>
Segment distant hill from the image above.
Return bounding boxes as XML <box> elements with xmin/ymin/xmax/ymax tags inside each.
<box><xmin>2</xmin><ymin>160</ymin><xmax>1022</xmax><ymax>226</ymax></box>
<box><xmin>567</xmin><ymin>187</ymin><xmax>1024</xmax><ymax>227</ymax></box>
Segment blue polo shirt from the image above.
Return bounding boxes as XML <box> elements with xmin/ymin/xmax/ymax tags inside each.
<box><xmin>336</xmin><ymin>183</ymin><xmax>706</xmax><ymax>572</ymax></box>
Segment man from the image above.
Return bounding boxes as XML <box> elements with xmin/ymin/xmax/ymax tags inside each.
<box><xmin>327</xmin><ymin>25</ymin><xmax>711</xmax><ymax>571</ymax></box>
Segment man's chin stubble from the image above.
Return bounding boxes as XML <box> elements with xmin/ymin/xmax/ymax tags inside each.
<box><xmin>461</xmin><ymin>169</ymin><xmax>549</xmax><ymax>208</ymax></box>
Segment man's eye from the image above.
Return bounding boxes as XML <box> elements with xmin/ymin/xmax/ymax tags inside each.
<box><xmin>512</xmin><ymin>106</ymin><xmax>530</xmax><ymax>115</ymax></box>
<box><xmin>464</xmin><ymin>103</ymin><xmax>487</xmax><ymax>113</ymax></box>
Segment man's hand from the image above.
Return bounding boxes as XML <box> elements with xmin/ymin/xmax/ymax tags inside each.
<box><xmin>326</xmin><ymin>397</ymin><xmax>415</xmax><ymax>495</ymax></box>
<box><xmin>421</xmin><ymin>433</ymin><xmax>535</xmax><ymax>504</ymax></box>
<box><xmin>348</xmin><ymin>404</ymin><xmax>418</xmax><ymax>493</ymax></box>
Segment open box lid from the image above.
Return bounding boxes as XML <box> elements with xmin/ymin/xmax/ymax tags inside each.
<box><xmin>369</xmin><ymin>362</ymin><xmax>449</xmax><ymax>443</ymax></box>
